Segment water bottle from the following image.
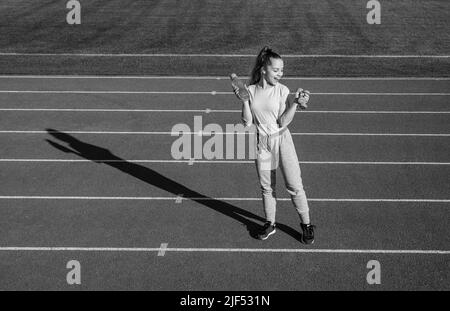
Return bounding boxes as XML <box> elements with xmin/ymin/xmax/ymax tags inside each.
<box><xmin>230</xmin><ymin>73</ymin><xmax>250</xmax><ymax>101</ymax></box>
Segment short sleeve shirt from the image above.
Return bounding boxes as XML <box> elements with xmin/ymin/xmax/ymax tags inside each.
<box><xmin>247</xmin><ymin>82</ymin><xmax>290</xmax><ymax>136</ymax></box>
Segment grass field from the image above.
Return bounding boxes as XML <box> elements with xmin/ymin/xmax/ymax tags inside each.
<box><xmin>0</xmin><ymin>0</ymin><xmax>449</xmax><ymax>75</ymax></box>
<box><xmin>1</xmin><ymin>0</ymin><xmax>449</xmax><ymax>54</ymax></box>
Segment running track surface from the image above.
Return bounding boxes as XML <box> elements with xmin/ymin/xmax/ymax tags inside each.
<box><xmin>0</xmin><ymin>76</ymin><xmax>449</xmax><ymax>290</ymax></box>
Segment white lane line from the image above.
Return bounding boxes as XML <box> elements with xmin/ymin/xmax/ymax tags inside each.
<box><xmin>0</xmin><ymin>159</ymin><xmax>449</xmax><ymax>165</ymax></box>
<box><xmin>0</xmin><ymin>108</ymin><xmax>449</xmax><ymax>114</ymax></box>
<box><xmin>0</xmin><ymin>91</ymin><xmax>449</xmax><ymax>96</ymax></box>
<box><xmin>299</xmin><ymin>111</ymin><xmax>450</xmax><ymax>114</ymax></box>
<box><xmin>157</xmin><ymin>243</ymin><xmax>168</xmax><ymax>257</ymax></box>
<box><xmin>311</xmin><ymin>93</ymin><xmax>450</xmax><ymax>96</ymax></box>
<box><xmin>0</xmin><ymin>247</ymin><xmax>448</xmax><ymax>255</ymax></box>
<box><xmin>0</xmin><ymin>196</ymin><xmax>448</xmax><ymax>203</ymax></box>
<box><xmin>0</xmin><ymin>91</ymin><xmax>219</xmax><ymax>94</ymax></box>
<box><xmin>1</xmin><ymin>131</ymin><xmax>448</xmax><ymax>137</ymax></box>
<box><xmin>1</xmin><ymin>75</ymin><xmax>450</xmax><ymax>80</ymax></box>
<box><xmin>0</xmin><ymin>108</ymin><xmax>220</xmax><ymax>113</ymax></box>
<box><xmin>290</xmin><ymin>133</ymin><xmax>450</xmax><ymax>137</ymax></box>
<box><xmin>1</xmin><ymin>53</ymin><xmax>449</xmax><ymax>58</ymax></box>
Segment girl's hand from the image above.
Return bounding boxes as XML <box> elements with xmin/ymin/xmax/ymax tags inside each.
<box><xmin>233</xmin><ymin>85</ymin><xmax>250</xmax><ymax>102</ymax></box>
<box><xmin>295</xmin><ymin>88</ymin><xmax>310</xmax><ymax>109</ymax></box>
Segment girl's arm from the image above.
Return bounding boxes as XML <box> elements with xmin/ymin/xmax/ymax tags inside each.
<box><xmin>235</xmin><ymin>85</ymin><xmax>252</xmax><ymax>126</ymax></box>
<box><xmin>241</xmin><ymin>99</ymin><xmax>253</xmax><ymax>126</ymax></box>
<box><xmin>279</xmin><ymin>88</ymin><xmax>310</xmax><ymax>128</ymax></box>
<box><xmin>279</xmin><ymin>96</ymin><xmax>297</xmax><ymax>128</ymax></box>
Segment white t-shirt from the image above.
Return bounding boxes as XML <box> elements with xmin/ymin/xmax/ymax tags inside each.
<box><xmin>246</xmin><ymin>82</ymin><xmax>290</xmax><ymax>136</ymax></box>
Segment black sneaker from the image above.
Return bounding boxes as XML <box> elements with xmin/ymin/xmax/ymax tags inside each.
<box><xmin>257</xmin><ymin>222</ymin><xmax>276</xmax><ymax>240</ymax></box>
<box><xmin>300</xmin><ymin>223</ymin><xmax>316</xmax><ymax>244</ymax></box>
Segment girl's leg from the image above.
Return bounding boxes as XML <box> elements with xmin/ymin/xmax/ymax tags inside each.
<box><xmin>278</xmin><ymin>129</ymin><xmax>310</xmax><ymax>224</ymax></box>
<box><xmin>255</xmin><ymin>149</ymin><xmax>277</xmax><ymax>224</ymax></box>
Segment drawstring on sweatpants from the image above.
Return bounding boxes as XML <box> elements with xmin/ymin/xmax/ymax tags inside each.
<box><xmin>257</xmin><ymin>132</ymin><xmax>272</xmax><ymax>152</ymax></box>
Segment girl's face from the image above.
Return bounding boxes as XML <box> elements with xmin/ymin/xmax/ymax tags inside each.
<box><xmin>262</xmin><ymin>58</ymin><xmax>284</xmax><ymax>86</ymax></box>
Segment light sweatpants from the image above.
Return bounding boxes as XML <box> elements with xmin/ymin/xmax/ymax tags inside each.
<box><xmin>255</xmin><ymin>128</ymin><xmax>310</xmax><ymax>224</ymax></box>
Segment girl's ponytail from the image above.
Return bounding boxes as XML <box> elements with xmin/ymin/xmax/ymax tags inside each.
<box><xmin>249</xmin><ymin>46</ymin><xmax>281</xmax><ymax>85</ymax></box>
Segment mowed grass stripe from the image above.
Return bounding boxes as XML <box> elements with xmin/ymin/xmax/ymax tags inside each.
<box><xmin>1</xmin><ymin>53</ymin><xmax>449</xmax><ymax>58</ymax></box>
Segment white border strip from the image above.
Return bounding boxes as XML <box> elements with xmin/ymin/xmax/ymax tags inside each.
<box><xmin>0</xmin><ymin>90</ymin><xmax>449</xmax><ymax>96</ymax></box>
<box><xmin>289</xmin><ymin>133</ymin><xmax>450</xmax><ymax>137</ymax></box>
<box><xmin>0</xmin><ymin>159</ymin><xmax>449</xmax><ymax>165</ymax></box>
<box><xmin>0</xmin><ymin>108</ymin><xmax>449</xmax><ymax>114</ymax></box>
<box><xmin>0</xmin><ymin>196</ymin><xmax>448</xmax><ymax>203</ymax></box>
<box><xmin>0</xmin><ymin>131</ymin><xmax>448</xmax><ymax>137</ymax></box>
<box><xmin>0</xmin><ymin>246</ymin><xmax>448</xmax><ymax>255</ymax></box>
<box><xmin>1</xmin><ymin>75</ymin><xmax>450</xmax><ymax>80</ymax></box>
<box><xmin>1</xmin><ymin>53</ymin><xmax>449</xmax><ymax>58</ymax></box>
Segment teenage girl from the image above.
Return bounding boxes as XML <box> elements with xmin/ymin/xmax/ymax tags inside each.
<box><xmin>234</xmin><ymin>46</ymin><xmax>315</xmax><ymax>244</ymax></box>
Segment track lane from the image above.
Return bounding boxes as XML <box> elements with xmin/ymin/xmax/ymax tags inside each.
<box><xmin>0</xmin><ymin>134</ymin><xmax>449</xmax><ymax>162</ymax></box>
<box><xmin>0</xmin><ymin>111</ymin><xmax>449</xmax><ymax>134</ymax></box>
<box><xmin>0</xmin><ymin>251</ymin><xmax>448</xmax><ymax>290</ymax></box>
<box><xmin>1</xmin><ymin>162</ymin><xmax>448</xmax><ymax>200</ymax></box>
<box><xmin>0</xmin><ymin>200</ymin><xmax>448</xmax><ymax>251</ymax></box>
<box><xmin>0</xmin><ymin>93</ymin><xmax>449</xmax><ymax>111</ymax></box>
<box><xmin>0</xmin><ymin>77</ymin><xmax>449</xmax><ymax>93</ymax></box>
